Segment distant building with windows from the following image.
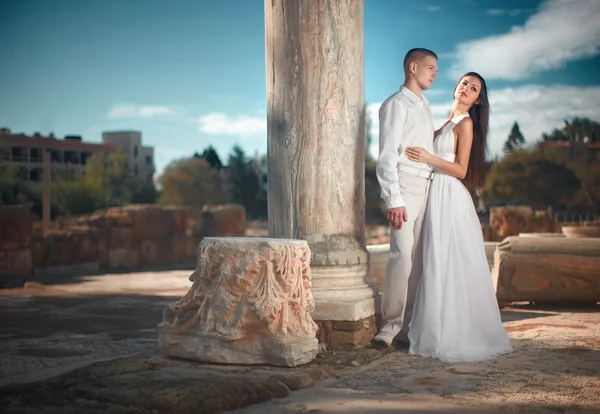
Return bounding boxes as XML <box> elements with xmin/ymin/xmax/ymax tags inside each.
<box><xmin>101</xmin><ymin>131</ymin><xmax>155</xmax><ymax>183</ymax></box>
<box><xmin>538</xmin><ymin>140</ymin><xmax>600</xmax><ymax>165</ymax></box>
<box><xmin>0</xmin><ymin>128</ymin><xmax>156</xmax><ymax>186</ymax></box>
<box><xmin>0</xmin><ymin>128</ymin><xmax>115</xmax><ymax>185</ymax></box>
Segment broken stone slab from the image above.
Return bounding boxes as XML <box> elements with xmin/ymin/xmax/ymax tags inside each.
<box><xmin>158</xmin><ymin>237</ymin><xmax>319</xmax><ymax>367</ymax></box>
<box><xmin>492</xmin><ymin>236</ymin><xmax>600</xmax><ymax>303</ymax></box>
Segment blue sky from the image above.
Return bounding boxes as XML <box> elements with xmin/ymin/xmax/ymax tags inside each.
<box><xmin>2</xmin><ymin>0</ymin><xmax>599</xmax><ymax>176</ymax></box>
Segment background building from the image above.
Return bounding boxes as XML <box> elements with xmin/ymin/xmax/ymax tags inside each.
<box><xmin>0</xmin><ymin>128</ymin><xmax>115</xmax><ymax>185</ymax></box>
<box><xmin>101</xmin><ymin>131</ymin><xmax>155</xmax><ymax>183</ymax></box>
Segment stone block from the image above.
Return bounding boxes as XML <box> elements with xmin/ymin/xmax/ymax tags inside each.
<box><xmin>489</xmin><ymin>206</ymin><xmax>556</xmax><ymax>241</ymax></box>
<box><xmin>562</xmin><ymin>225</ymin><xmax>600</xmax><ymax>238</ymax></box>
<box><xmin>187</xmin><ymin>208</ymin><xmax>205</xmax><ymax>236</ymax></box>
<box><xmin>0</xmin><ymin>205</ymin><xmax>33</xmax><ymax>250</ymax></box>
<box><xmin>315</xmin><ymin>316</ymin><xmax>376</xmax><ymax>350</ymax></box>
<box><xmin>70</xmin><ymin>227</ymin><xmax>103</xmax><ymax>263</ymax></box>
<box><xmin>484</xmin><ymin>242</ymin><xmax>498</xmax><ymax>271</ymax></box>
<box><xmin>30</xmin><ymin>235</ymin><xmax>45</xmax><ymax>268</ymax></box>
<box><xmin>158</xmin><ymin>237</ymin><xmax>318</xmax><ymax>367</ymax></box>
<box><xmin>0</xmin><ymin>247</ymin><xmax>32</xmax><ymax>277</ymax></box>
<box><xmin>129</xmin><ymin>205</ymin><xmax>172</xmax><ymax>239</ymax></box>
<box><xmin>492</xmin><ymin>236</ymin><xmax>600</xmax><ymax>303</ymax></box>
<box><xmin>171</xmin><ymin>234</ymin><xmax>199</xmax><ymax>264</ymax></box>
<box><xmin>42</xmin><ymin>231</ymin><xmax>75</xmax><ymax>267</ymax></box>
<box><xmin>202</xmin><ymin>204</ymin><xmax>246</xmax><ymax>237</ymax></box>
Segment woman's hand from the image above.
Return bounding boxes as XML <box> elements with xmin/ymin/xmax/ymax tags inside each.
<box><xmin>405</xmin><ymin>146</ymin><xmax>432</xmax><ymax>164</ymax></box>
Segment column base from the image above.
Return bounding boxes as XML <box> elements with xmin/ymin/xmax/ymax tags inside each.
<box><xmin>312</xmin><ymin>295</ymin><xmax>381</xmax><ymax>349</ymax></box>
<box><xmin>315</xmin><ymin>316</ymin><xmax>376</xmax><ymax>350</ymax></box>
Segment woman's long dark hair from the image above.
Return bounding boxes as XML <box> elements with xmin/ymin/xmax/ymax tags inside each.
<box><xmin>455</xmin><ymin>72</ymin><xmax>489</xmax><ymax>190</ymax></box>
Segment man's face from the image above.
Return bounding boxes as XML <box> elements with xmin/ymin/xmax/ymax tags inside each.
<box><xmin>413</xmin><ymin>56</ymin><xmax>438</xmax><ymax>91</ymax></box>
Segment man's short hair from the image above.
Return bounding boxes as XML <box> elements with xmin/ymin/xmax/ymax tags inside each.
<box><xmin>403</xmin><ymin>48</ymin><xmax>437</xmax><ymax>72</ymax></box>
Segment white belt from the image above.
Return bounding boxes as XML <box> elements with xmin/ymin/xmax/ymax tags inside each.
<box><xmin>398</xmin><ymin>164</ymin><xmax>434</xmax><ymax>180</ymax></box>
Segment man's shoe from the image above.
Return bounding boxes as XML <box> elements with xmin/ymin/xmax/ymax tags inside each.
<box><xmin>393</xmin><ymin>336</ymin><xmax>410</xmax><ymax>348</ymax></box>
<box><xmin>371</xmin><ymin>331</ymin><xmax>395</xmax><ymax>347</ymax></box>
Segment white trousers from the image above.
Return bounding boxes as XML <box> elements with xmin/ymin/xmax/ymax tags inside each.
<box><xmin>380</xmin><ymin>171</ymin><xmax>431</xmax><ymax>340</ymax></box>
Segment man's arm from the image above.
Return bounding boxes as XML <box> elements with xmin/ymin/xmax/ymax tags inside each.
<box><xmin>376</xmin><ymin>98</ymin><xmax>406</xmax><ymax>209</ymax></box>
<box><xmin>376</xmin><ymin>98</ymin><xmax>408</xmax><ymax>229</ymax></box>
<box><xmin>405</xmin><ymin>118</ymin><xmax>474</xmax><ymax>179</ymax></box>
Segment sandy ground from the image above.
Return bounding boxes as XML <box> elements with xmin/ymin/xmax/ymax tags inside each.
<box><xmin>0</xmin><ymin>270</ymin><xmax>599</xmax><ymax>413</ymax></box>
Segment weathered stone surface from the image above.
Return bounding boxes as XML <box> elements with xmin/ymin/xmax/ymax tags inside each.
<box><xmin>316</xmin><ymin>316</ymin><xmax>376</xmax><ymax>350</ymax></box>
<box><xmin>28</xmin><ymin>204</ymin><xmax>247</xmax><ymax>273</ymax></box>
<box><xmin>38</xmin><ymin>227</ymin><xmax>103</xmax><ymax>267</ymax></box>
<box><xmin>265</xmin><ymin>0</ymin><xmax>375</xmax><ymax>348</ymax></box>
<box><xmin>489</xmin><ymin>206</ymin><xmax>557</xmax><ymax>241</ymax></box>
<box><xmin>265</xmin><ymin>0</ymin><xmax>366</xmax><ymax>255</ymax></box>
<box><xmin>0</xmin><ymin>248</ymin><xmax>32</xmax><ymax>277</ymax></box>
<box><xmin>0</xmin><ymin>354</ymin><xmax>332</xmax><ymax>414</ymax></box>
<box><xmin>0</xmin><ymin>205</ymin><xmax>33</xmax><ymax>277</ymax></box>
<box><xmin>561</xmin><ymin>225</ymin><xmax>600</xmax><ymax>238</ymax></box>
<box><xmin>158</xmin><ymin>237</ymin><xmax>319</xmax><ymax>367</ymax></box>
<box><xmin>492</xmin><ymin>236</ymin><xmax>600</xmax><ymax>303</ymax></box>
<box><xmin>518</xmin><ymin>232</ymin><xmax>565</xmax><ymax>238</ymax></box>
<box><xmin>484</xmin><ymin>242</ymin><xmax>498</xmax><ymax>271</ymax></box>
<box><xmin>202</xmin><ymin>204</ymin><xmax>246</xmax><ymax>237</ymax></box>
<box><xmin>0</xmin><ymin>205</ymin><xmax>33</xmax><ymax>250</ymax></box>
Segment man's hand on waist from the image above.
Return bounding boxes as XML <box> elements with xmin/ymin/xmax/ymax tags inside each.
<box><xmin>388</xmin><ymin>206</ymin><xmax>407</xmax><ymax>230</ymax></box>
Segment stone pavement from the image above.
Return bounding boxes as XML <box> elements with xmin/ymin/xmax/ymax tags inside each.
<box><xmin>0</xmin><ymin>270</ymin><xmax>193</xmax><ymax>387</ymax></box>
<box><xmin>233</xmin><ymin>309</ymin><xmax>600</xmax><ymax>414</ymax></box>
<box><xmin>0</xmin><ymin>270</ymin><xmax>599</xmax><ymax>413</ymax></box>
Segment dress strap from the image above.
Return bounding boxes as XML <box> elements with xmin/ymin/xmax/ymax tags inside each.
<box><xmin>451</xmin><ymin>112</ymin><xmax>470</xmax><ymax>124</ymax></box>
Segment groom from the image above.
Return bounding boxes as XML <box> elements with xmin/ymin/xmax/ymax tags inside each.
<box><xmin>372</xmin><ymin>48</ymin><xmax>438</xmax><ymax>347</ymax></box>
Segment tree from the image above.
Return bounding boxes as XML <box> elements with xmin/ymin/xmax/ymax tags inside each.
<box><xmin>566</xmin><ymin>163</ymin><xmax>600</xmax><ymax>206</ymax></box>
<box><xmin>157</xmin><ymin>156</ymin><xmax>227</xmax><ymax>207</ymax></box>
<box><xmin>0</xmin><ymin>164</ymin><xmax>30</xmax><ymax>205</ymax></box>
<box><xmin>503</xmin><ymin>122</ymin><xmax>526</xmax><ymax>154</ymax></box>
<box><xmin>84</xmin><ymin>150</ymin><xmax>130</xmax><ymax>207</ymax></box>
<box><xmin>127</xmin><ymin>180</ymin><xmax>159</xmax><ymax>204</ymax></box>
<box><xmin>227</xmin><ymin>145</ymin><xmax>267</xmax><ymax>220</ymax></box>
<box><xmin>199</xmin><ymin>146</ymin><xmax>223</xmax><ymax>170</ymax></box>
<box><xmin>51</xmin><ymin>180</ymin><xmax>102</xmax><ymax>216</ymax></box>
<box><xmin>482</xmin><ymin>149</ymin><xmax>580</xmax><ymax>209</ymax></box>
<box><xmin>542</xmin><ymin>117</ymin><xmax>600</xmax><ymax>143</ymax></box>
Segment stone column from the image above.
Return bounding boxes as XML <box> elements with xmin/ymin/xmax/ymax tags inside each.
<box><xmin>265</xmin><ymin>0</ymin><xmax>376</xmax><ymax>348</ymax></box>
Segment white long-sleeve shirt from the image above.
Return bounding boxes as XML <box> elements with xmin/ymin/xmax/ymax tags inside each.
<box><xmin>376</xmin><ymin>86</ymin><xmax>435</xmax><ymax>209</ymax></box>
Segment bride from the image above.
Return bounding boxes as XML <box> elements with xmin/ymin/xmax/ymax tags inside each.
<box><xmin>404</xmin><ymin>72</ymin><xmax>513</xmax><ymax>363</ymax></box>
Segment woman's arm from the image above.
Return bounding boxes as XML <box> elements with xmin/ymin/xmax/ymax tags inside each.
<box><xmin>405</xmin><ymin>117</ymin><xmax>474</xmax><ymax>179</ymax></box>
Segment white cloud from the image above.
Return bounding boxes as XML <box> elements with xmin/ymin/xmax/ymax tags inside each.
<box><xmin>108</xmin><ymin>104</ymin><xmax>177</xmax><ymax>119</ymax></box>
<box><xmin>367</xmin><ymin>85</ymin><xmax>600</xmax><ymax>160</ymax></box>
<box><xmin>196</xmin><ymin>112</ymin><xmax>266</xmax><ymax>136</ymax></box>
<box><xmin>486</xmin><ymin>8</ymin><xmax>522</xmax><ymax>16</ymax></box>
<box><xmin>451</xmin><ymin>0</ymin><xmax>600</xmax><ymax>80</ymax></box>
<box><xmin>486</xmin><ymin>84</ymin><xmax>600</xmax><ymax>156</ymax></box>
<box><xmin>427</xmin><ymin>6</ymin><xmax>441</xmax><ymax>12</ymax></box>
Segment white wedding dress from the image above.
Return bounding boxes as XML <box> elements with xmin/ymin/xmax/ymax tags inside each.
<box><xmin>408</xmin><ymin>113</ymin><xmax>513</xmax><ymax>363</ymax></box>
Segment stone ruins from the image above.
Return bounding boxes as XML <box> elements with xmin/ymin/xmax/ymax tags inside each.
<box><xmin>158</xmin><ymin>237</ymin><xmax>318</xmax><ymax>366</ymax></box>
